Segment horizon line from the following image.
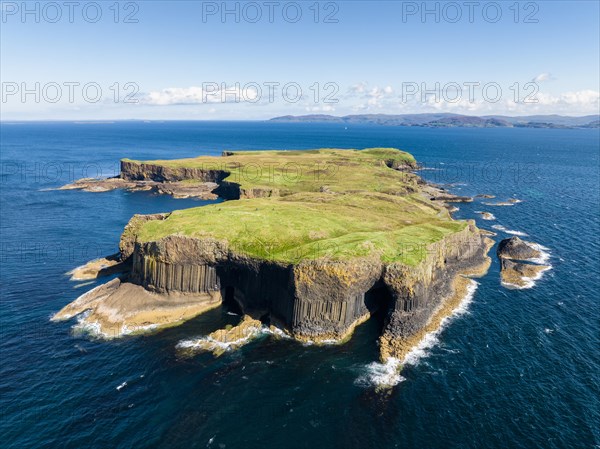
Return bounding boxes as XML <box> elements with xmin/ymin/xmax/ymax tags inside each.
<box><xmin>2</xmin><ymin>112</ymin><xmax>599</xmax><ymax>123</ymax></box>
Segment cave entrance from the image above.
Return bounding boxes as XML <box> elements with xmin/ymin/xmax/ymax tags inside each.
<box><xmin>363</xmin><ymin>282</ymin><xmax>394</xmax><ymax>332</ymax></box>
<box><xmin>222</xmin><ymin>286</ymin><xmax>243</xmax><ymax>315</ymax></box>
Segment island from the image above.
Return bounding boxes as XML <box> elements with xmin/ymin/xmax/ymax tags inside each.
<box><xmin>53</xmin><ymin>148</ymin><xmax>494</xmax><ymax>363</ymax></box>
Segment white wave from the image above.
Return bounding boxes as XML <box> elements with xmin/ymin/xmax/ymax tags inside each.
<box><xmin>121</xmin><ymin>323</ymin><xmax>158</xmax><ymax>336</ymax></box>
<box><xmin>527</xmin><ymin>242</ymin><xmax>551</xmax><ymax>265</ymax></box>
<box><xmin>177</xmin><ymin>331</ymin><xmax>260</xmax><ymax>352</ymax></box>
<box><xmin>71</xmin><ymin>311</ymin><xmax>105</xmax><ymax>337</ymax></box>
<box><xmin>356</xmin><ymin>280</ymin><xmax>479</xmax><ymax>388</ymax></box>
<box><xmin>354</xmin><ymin>357</ymin><xmax>405</xmax><ymax>388</ymax></box>
<box><xmin>116</xmin><ymin>381</ymin><xmax>127</xmax><ymax>391</ymax></box>
<box><xmin>403</xmin><ymin>279</ymin><xmax>478</xmax><ymax>367</ymax></box>
<box><xmin>491</xmin><ymin>225</ymin><xmax>528</xmax><ymax>236</ymax></box>
<box><xmin>176</xmin><ymin>324</ymin><xmax>288</xmax><ymax>353</ymax></box>
<box><xmin>71</xmin><ymin>311</ymin><xmax>160</xmax><ymax>339</ymax></box>
<box><xmin>301</xmin><ymin>338</ymin><xmax>339</xmax><ymax>347</ymax></box>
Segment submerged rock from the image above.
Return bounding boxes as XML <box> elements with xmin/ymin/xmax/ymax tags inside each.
<box><xmin>430</xmin><ymin>194</ymin><xmax>473</xmax><ymax>203</ymax></box>
<box><xmin>177</xmin><ymin>315</ymin><xmax>265</xmax><ymax>356</ymax></box>
<box><xmin>476</xmin><ymin>211</ymin><xmax>496</xmax><ymax>221</ymax></box>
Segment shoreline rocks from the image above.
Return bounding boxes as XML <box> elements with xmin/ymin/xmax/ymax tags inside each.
<box><xmin>497</xmin><ymin>236</ymin><xmax>550</xmax><ymax>289</ymax></box>
<box><xmin>52</xmin><ymin>278</ymin><xmax>222</xmax><ymax>338</ymax></box>
<box><xmin>177</xmin><ymin>315</ymin><xmax>266</xmax><ymax>356</ymax></box>
<box><xmin>66</xmin><ymin>253</ymin><xmax>128</xmax><ymax>281</ymax></box>
<box><xmin>59</xmin><ymin>176</ymin><xmax>219</xmax><ymax>199</ymax></box>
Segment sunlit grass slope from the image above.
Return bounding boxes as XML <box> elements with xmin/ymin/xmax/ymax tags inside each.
<box><xmin>131</xmin><ymin>148</ymin><xmax>467</xmax><ymax>265</ymax></box>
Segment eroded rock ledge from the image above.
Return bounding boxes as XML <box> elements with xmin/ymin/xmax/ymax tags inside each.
<box><xmin>54</xmin><ymin>148</ymin><xmax>492</xmax><ymax>362</ymax></box>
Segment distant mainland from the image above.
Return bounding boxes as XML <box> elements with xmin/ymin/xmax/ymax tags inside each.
<box><xmin>270</xmin><ymin>113</ymin><xmax>600</xmax><ymax>129</ymax></box>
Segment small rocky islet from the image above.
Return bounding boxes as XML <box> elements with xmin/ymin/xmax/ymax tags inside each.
<box><xmin>496</xmin><ymin>236</ymin><xmax>551</xmax><ymax>288</ymax></box>
<box><xmin>55</xmin><ymin>147</ymin><xmax>546</xmax><ymax>365</ymax></box>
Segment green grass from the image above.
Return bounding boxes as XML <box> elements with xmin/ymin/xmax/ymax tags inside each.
<box><xmin>130</xmin><ymin>148</ymin><xmax>467</xmax><ymax>266</ymax></box>
<box><xmin>123</xmin><ymin>148</ymin><xmax>418</xmax><ymax>195</ymax></box>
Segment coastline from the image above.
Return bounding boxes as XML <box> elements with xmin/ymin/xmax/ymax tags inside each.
<box><xmin>53</xmin><ymin>148</ymin><xmax>493</xmax><ymax>368</ymax></box>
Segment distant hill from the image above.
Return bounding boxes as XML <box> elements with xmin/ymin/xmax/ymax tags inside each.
<box><xmin>270</xmin><ymin>113</ymin><xmax>600</xmax><ymax>129</ymax></box>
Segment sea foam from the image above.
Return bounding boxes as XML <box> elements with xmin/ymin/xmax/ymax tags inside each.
<box><xmin>491</xmin><ymin>225</ymin><xmax>528</xmax><ymax>236</ymax></box>
<box><xmin>176</xmin><ymin>324</ymin><xmax>290</xmax><ymax>353</ymax></box>
<box><xmin>355</xmin><ymin>280</ymin><xmax>479</xmax><ymax>388</ymax></box>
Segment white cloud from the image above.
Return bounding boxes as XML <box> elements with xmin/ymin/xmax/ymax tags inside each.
<box><xmin>533</xmin><ymin>73</ymin><xmax>554</xmax><ymax>83</ymax></box>
<box><xmin>344</xmin><ymin>79</ymin><xmax>598</xmax><ymax>115</ymax></box>
<box><xmin>140</xmin><ymin>85</ymin><xmax>259</xmax><ymax>105</ymax></box>
<box><xmin>348</xmin><ymin>82</ymin><xmax>367</xmax><ymax>94</ymax></box>
<box><xmin>346</xmin><ymin>83</ymin><xmax>395</xmax><ymax>110</ymax></box>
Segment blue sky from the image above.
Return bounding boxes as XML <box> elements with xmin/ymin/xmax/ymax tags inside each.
<box><xmin>1</xmin><ymin>0</ymin><xmax>599</xmax><ymax>119</ymax></box>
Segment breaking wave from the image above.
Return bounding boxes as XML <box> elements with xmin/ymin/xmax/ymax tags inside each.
<box><xmin>355</xmin><ymin>280</ymin><xmax>479</xmax><ymax>388</ymax></box>
<box><xmin>491</xmin><ymin>225</ymin><xmax>528</xmax><ymax>236</ymax></box>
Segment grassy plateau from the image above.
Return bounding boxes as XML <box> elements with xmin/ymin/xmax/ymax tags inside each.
<box><xmin>129</xmin><ymin>148</ymin><xmax>467</xmax><ymax>265</ymax></box>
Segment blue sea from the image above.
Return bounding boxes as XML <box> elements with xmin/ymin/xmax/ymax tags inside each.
<box><xmin>1</xmin><ymin>121</ymin><xmax>598</xmax><ymax>449</ymax></box>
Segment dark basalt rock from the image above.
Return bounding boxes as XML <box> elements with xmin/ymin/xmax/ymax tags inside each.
<box><xmin>497</xmin><ymin>236</ymin><xmax>541</xmax><ymax>261</ymax></box>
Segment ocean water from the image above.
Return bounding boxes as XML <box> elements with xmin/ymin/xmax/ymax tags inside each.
<box><xmin>0</xmin><ymin>121</ymin><xmax>598</xmax><ymax>449</ymax></box>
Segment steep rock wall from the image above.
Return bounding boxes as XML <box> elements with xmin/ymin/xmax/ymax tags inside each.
<box><xmin>379</xmin><ymin>222</ymin><xmax>491</xmax><ymax>361</ymax></box>
<box><xmin>123</xmin><ymin>219</ymin><xmax>489</xmax><ymax>349</ymax></box>
<box><xmin>290</xmin><ymin>257</ymin><xmax>384</xmax><ymax>340</ymax></box>
<box><xmin>120</xmin><ymin>161</ymin><xmax>279</xmax><ymax>200</ymax></box>
<box><xmin>126</xmin><ymin>234</ymin><xmax>387</xmax><ymax>339</ymax></box>
<box><xmin>120</xmin><ymin>161</ymin><xmax>228</xmax><ymax>183</ymax></box>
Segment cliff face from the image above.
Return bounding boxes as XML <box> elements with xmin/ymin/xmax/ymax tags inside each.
<box><xmin>127</xmin><ymin>232</ymin><xmax>380</xmax><ymax>340</ymax></box>
<box><xmin>121</xmin><ymin>160</ymin><xmax>228</xmax><ymax>184</ymax></box>
<box><xmin>379</xmin><ymin>223</ymin><xmax>492</xmax><ymax>360</ymax></box>
<box><xmin>121</xmin><ymin>160</ymin><xmax>284</xmax><ymax>200</ymax></box>
<box><xmin>123</xmin><ymin>215</ymin><xmax>490</xmax><ymax>358</ymax></box>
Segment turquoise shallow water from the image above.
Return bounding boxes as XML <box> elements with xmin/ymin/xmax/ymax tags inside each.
<box><xmin>0</xmin><ymin>122</ymin><xmax>598</xmax><ymax>448</ymax></box>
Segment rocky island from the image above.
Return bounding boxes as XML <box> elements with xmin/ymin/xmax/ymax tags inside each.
<box><xmin>54</xmin><ymin>148</ymin><xmax>493</xmax><ymax>363</ymax></box>
<box><xmin>497</xmin><ymin>236</ymin><xmax>551</xmax><ymax>289</ymax></box>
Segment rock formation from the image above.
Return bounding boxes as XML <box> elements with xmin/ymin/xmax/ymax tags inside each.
<box><xmin>54</xmin><ymin>148</ymin><xmax>493</xmax><ymax>363</ymax></box>
<box><xmin>497</xmin><ymin>236</ymin><xmax>550</xmax><ymax>288</ymax></box>
<box><xmin>497</xmin><ymin>236</ymin><xmax>541</xmax><ymax>261</ymax></box>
